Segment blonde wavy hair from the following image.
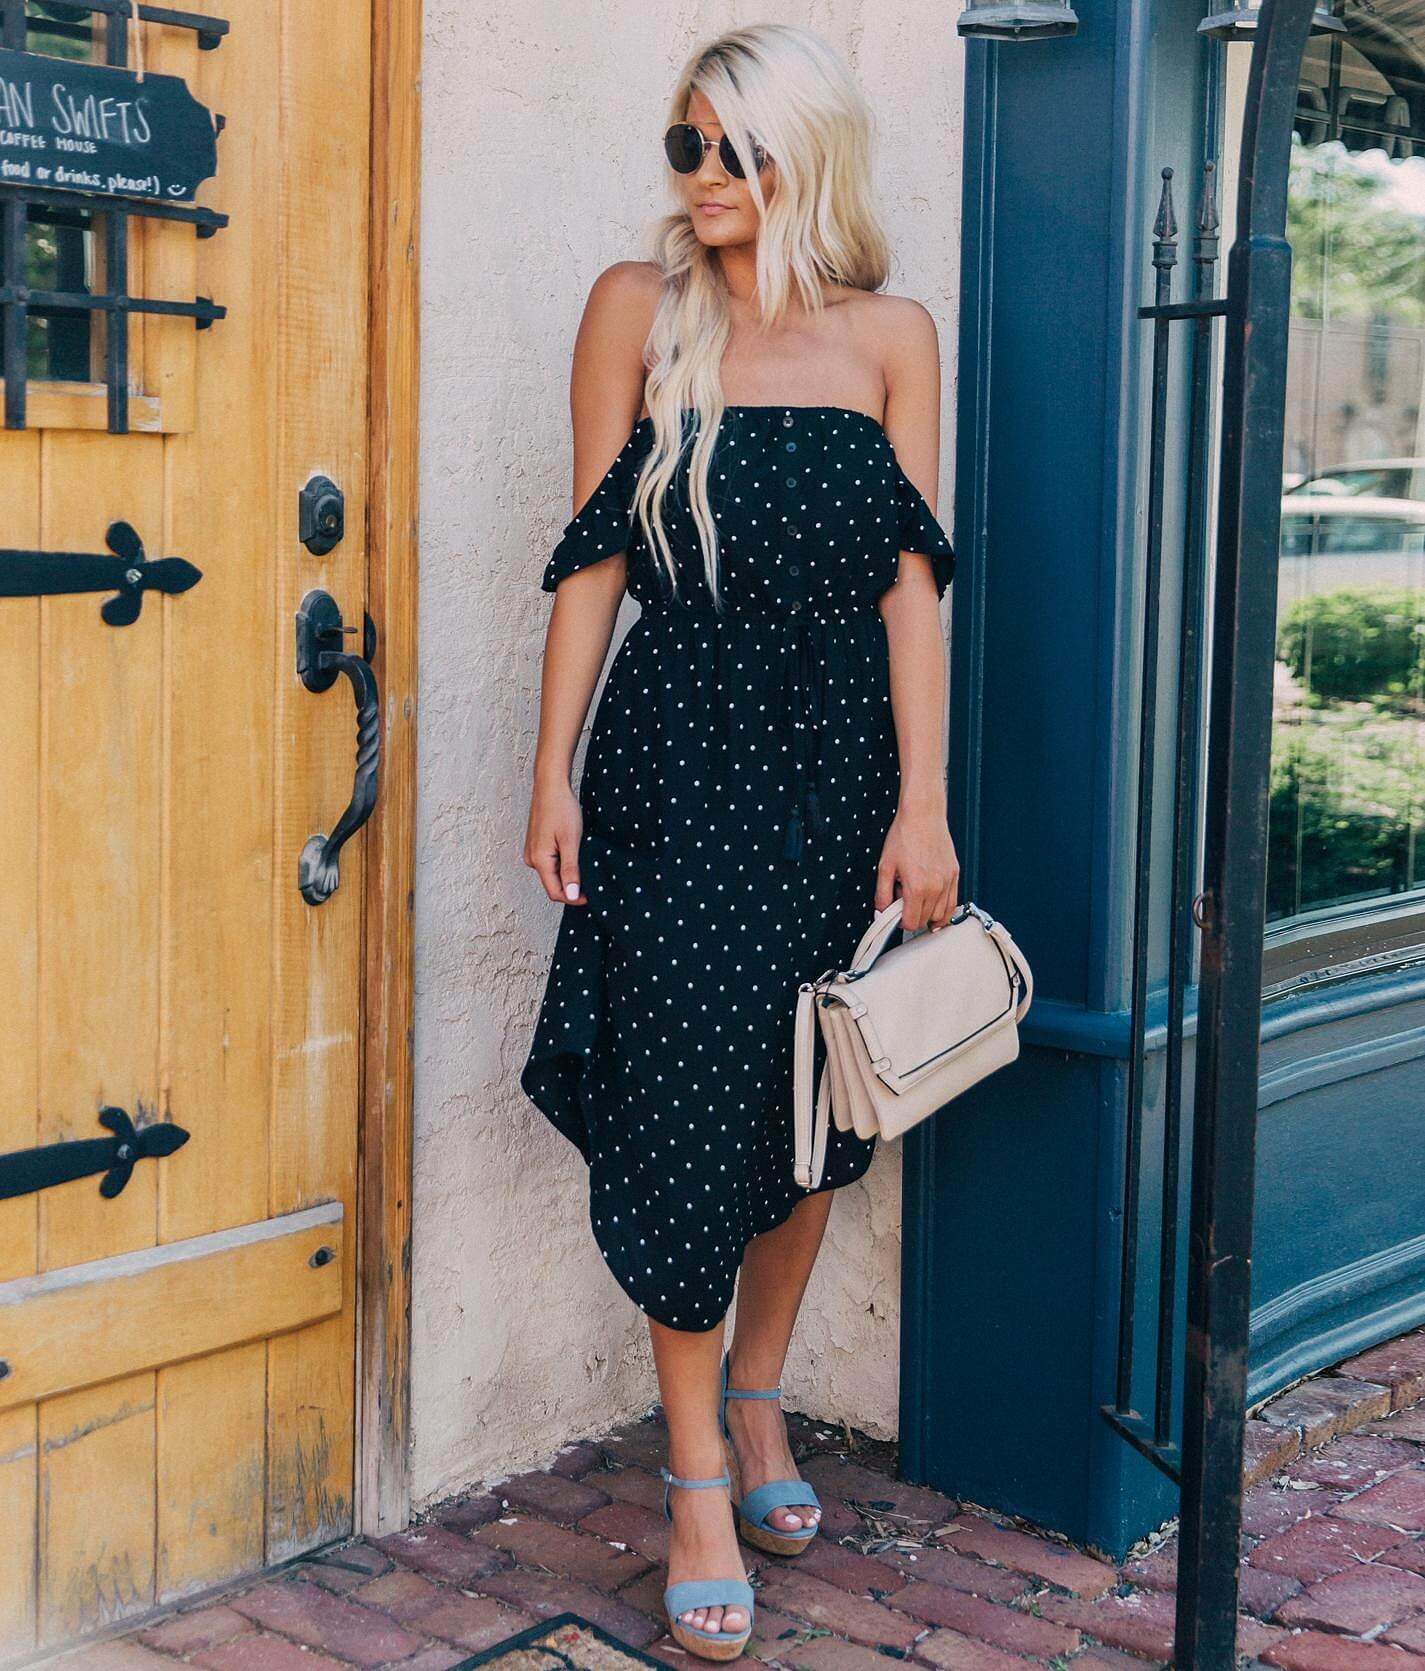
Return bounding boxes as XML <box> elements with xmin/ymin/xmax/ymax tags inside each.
<box><xmin>632</xmin><ymin>24</ymin><xmax>891</xmax><ymax>609</ymax></box>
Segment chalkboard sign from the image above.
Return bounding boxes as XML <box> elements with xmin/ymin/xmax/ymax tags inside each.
<box><xmin>0</xmin><ymin>48</ymin><xmax>218</xmax><ymax>204</ymax></box>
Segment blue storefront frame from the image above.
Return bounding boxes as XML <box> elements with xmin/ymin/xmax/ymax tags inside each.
<box><xmin>900</xmin><ymin>0</ymin><xmax>1425</xmax><ymax>1563</ymax></box>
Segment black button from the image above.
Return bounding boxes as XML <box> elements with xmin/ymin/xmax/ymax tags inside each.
<box><xmin>789</xmin><ymin>600</ymin><xmax>803</xmax><ymax>612</ymax></box>
<box><xmin>788</xmin><ymin>564</ymin><xmax>800</xmax><ymax>577</ymax></box>
<box><xmin>782</xmin><ymin>412</ymin><xmax>795</xmax><ymax>428</ymax></box>
<box><xmin>785</xmin><ymin>474</ymin><xmax>798</xmax><ymax>489</ymax></box>
<box><xmin>788</xmin><ymin>523</ymin><xmax>800</xmax><ymax>538</ymax></box>
<box><xmin>785</xmin><ymin>441</ymin><xmax>797</xmax><ymax>454</ymax></box>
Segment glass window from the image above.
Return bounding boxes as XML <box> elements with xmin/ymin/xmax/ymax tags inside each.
<box><xmin>1271</xmin><ymin>15</ymin><xmax>1425</xmax><ymax>936</ymax></box>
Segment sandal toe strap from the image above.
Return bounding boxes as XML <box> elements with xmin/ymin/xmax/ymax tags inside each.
<box><xmin>738</xmin><ymin>1477</ymin><xmax>821</xmax><ymax>1527</ymax></box>
<box><xmin>665</xmin><ymin>1578</ymin><xmax>755</xmax><ymax>1617</ymax></box>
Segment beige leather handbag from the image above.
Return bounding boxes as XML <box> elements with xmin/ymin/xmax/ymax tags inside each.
<box><xmin>793</xmin><ymin>898</ymin><xmax>1034</xmax><ymax>1189</ymax></box>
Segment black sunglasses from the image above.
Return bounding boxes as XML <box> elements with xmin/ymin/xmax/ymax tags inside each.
<box><xmin>664</xmin><ymin>123</ymin><xmax>769</xmax><ymax>180</ymax></box>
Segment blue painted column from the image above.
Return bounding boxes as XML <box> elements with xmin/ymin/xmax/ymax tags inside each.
<box><xmin>899</xmin><ymin>0</ymin><xmax>1218</xmax><ymax>1559</ymax></box>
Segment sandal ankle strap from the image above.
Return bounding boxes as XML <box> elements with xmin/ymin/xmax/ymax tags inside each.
<box><xmin>660</xmin><ymin>1463</ymin><xmax>731</xmax><ymax>1521</ymax></box>
<box><xmin>720</xmin><ymin>1349</ymin><xmax>781</xmax><ymax>1400</ymax></box>
<box><xmin>660</xmin><ymin>1465</ymin><xmax>732</xmax><ymax>1489</ymax></box>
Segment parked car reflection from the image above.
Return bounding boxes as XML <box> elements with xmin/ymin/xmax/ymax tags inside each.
<box><xmin>1278</xmin><ymin>493</ymin><xmax>1425</xmax><ymax>608</ymax></box>
<box><xmin>1286</xmin><ymin>458</ymin><xmax>1425</xmax><ymax>501</ymax></box>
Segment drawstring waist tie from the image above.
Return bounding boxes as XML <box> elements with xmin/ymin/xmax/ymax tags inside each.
<box><xmin>639</xmin><ymin>597</ymin><xmax>881</xmax><ymax>864</ymax></box>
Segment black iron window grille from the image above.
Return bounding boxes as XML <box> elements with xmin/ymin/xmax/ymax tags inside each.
<box><xmin>1100</xmin><ymin>159</ymin><xmax>1227</xmax><ymax>1491</ymax></box>
<box><xmin>0</xmin><ymin>0</ymin><xmax>228</xmax><ymax>433</ymax></box>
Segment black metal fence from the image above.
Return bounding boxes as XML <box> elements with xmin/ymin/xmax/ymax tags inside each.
<box><xmin>1096</xmin><ymin>1</ymin><xmax>1322</xmax><ymax>1663</ymax></box>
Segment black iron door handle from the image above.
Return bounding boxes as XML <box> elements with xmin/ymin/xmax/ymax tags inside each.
<box><xmin>295</xmin><ymin>589</ymin><xmax>380</xmax><ymax>905</ymax></box>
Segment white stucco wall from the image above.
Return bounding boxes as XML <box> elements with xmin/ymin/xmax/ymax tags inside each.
<box><xmin>412</xmin><ymin>0</ymin><xmax>964</xmax><ymax>1510</ymax></box>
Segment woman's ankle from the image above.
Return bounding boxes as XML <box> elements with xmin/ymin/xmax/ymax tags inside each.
<box><xmin>667</xmin><ymin>1436</ymin><xmax>733</xmax><ymax>1481</ymax></box>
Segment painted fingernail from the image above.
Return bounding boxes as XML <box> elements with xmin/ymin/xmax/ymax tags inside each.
<box><xmin>565</xmin><ymin>882</ymin><xmax>580</xmax><ymax>899</ymax></box>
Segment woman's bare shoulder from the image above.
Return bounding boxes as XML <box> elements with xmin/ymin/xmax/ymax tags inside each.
<box><xmin>843</xmin><ymin>288</ymin><xmax>939</xmax><ymax>347</ymax></box>
<box><xmin>570</xmin><ymin>263</ymin><xmax>663</xmax><ymax>457</ymax></box>
<box><xmin>583</xmin><ymin>260</ymin><xmax>665</xmax><ymax>329</ymax></box>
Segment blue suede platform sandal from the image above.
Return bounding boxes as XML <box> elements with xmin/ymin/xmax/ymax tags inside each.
<box><xmin>718</xmin><ymin>1350</ymin><xmax>823</xmax><ymax>1556</ymax></box>
<box><xmin>659</xmin><ymin>1464</ymin><xmax>755</xmax><ymax>1661</ymax></box>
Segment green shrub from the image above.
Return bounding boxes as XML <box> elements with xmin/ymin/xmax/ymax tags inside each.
<box><xmin>1267</xmin><ymin>731</ymin><xmax>1416</xmax><ymax>918</ymax></box>
<box><xmin>1276</xmin><ymin>587</ymin><xmax>1425</xmax><ymax>702</ymax></box>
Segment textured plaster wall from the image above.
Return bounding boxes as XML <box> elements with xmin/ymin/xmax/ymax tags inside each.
<box><xmin>412</xmin><ymin>0</ymin><xmax>964</xmax><ymax>1510</ymax></box>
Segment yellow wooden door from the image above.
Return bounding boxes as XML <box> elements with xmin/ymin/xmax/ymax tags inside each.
<box><xmin>0</xmin><ymin>0</ymin><xmax>372</xmax><ymax>1653</ymax></box>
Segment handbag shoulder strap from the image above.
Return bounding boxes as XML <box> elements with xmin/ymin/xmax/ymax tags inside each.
<box><xmin>793</xmin><ymin>980</ymin><xmax>832</xmax><ymax>1189</ymax></box>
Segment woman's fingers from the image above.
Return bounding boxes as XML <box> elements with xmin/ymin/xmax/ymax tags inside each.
<box><xmin>559</xmin><ymin>833</ymin><xmax>586</xmax><ymax>904</ymax></box>
<box><xmin>901</xmin><ymin>880</ymin><xmax>931</xmax><ymax>932</ymax></box>
<box><xmin>528</xmin><ymin>829</ymin><xmax>586</xmax><ymax>904</ymax></box>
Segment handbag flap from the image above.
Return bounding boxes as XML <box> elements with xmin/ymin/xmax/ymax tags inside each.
<box><xmin>841</xmin><ymin>917</ymin><xmax>1018</xmax><ymax>1083</ymax></box>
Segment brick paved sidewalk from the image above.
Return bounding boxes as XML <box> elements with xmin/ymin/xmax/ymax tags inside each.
<box><xmin>48</xmin><ymin>1329</ymin><xmax>1425</xmax><ymax>1671</ymax></box>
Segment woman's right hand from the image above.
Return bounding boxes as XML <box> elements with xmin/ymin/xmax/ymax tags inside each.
<box><xmin>525</xmin><ymin>777</ymin><xmax>587</xmax><ymax>905</ymax></box>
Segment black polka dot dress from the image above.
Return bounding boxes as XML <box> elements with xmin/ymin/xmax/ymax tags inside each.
<box><xmin>521</xmin><ymin>405</ymin><xmax>955</xmax><ymax>1333</ymax></box>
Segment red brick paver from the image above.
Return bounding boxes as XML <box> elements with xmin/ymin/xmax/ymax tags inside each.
<box><xmin>1262</xmin><ymin>1630</ymin><xmax>1422</xmax><ymax>1668</ymax></box>
<box><xmin>934</xmin><ymin>1511</ymin><xmax>1119</xmax><ymax>1597</ymax></box>
<box><xmin>137</xmin><ymin>1606</ymin><xmax>255</xmax><ymax>1656</ymax></box>
<box><xmin>1258</xmin><ymin>1378</ymin><xmax>1395</xmax><ymax>1447</ymax></box>
<box><xmin>1330</xmin><ymin>1466</ymin><xmax>1425</xmax><ymax>1533</ymax></box>
<box><xmin>1274</xmin><ymin>1563</ymin><xmax>1425</xmax><ymax>1634</ymax></box>
<box><xmin>1338</xmin><ymin>1333</ymin><xmax>1425</xmax><ymax>1410</ymax></box>
<box><xmin>225</xmin><ymin>1576</ymin><xmax>428</xmax><ymax>1667</ymax></box>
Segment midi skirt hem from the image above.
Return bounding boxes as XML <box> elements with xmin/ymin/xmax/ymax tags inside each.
<box><xmin>521</xmin><ymin>1038</ymin><xmax>877</xmax><ymax>1334</ymax></box>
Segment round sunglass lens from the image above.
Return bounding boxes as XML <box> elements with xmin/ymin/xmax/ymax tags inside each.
<box><xmin>718</xmin><ymin>135</ymin><xmax>747</xmax><ymax>179</ymax></box>
<box><xmin>664</xmin><ymin>125</ymin><xmax>704</xmax><ymax>173</ymax></box>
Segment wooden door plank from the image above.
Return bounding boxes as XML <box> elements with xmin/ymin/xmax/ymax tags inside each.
<box><xmin>37</xmin><ymin>431</ymin><xmax>165</xmax><ymax>1274</ymax></box>
<box><xmin>360</xmin><ymin>0</ymin><xmax>421</xmax><ymax>1536</ymax></box>
<box><xmin>158</xmin><ymin>0</ymin><xmax>275</xmax><ymax>1252</ymax></box>
<box><xmin>38</xmin><ymin>1373</ymin><xmax>156</xmax><ymax>1646</ymax></box>
<box><xmin>0</xmin><ymin>435</ymin><xmax>41</xmax><ymax>1291</ymax></box>
<box><xmin>156</xmin><ymin>1342</ymin><xmax>266</xmax><ymax>1602</ymax></box>
<box><xmin>265</xmin><ymin>0</ymin><xmax>372</xmax><ymax>1562</ymax></box>
<box><xmin>153</xmin><ymin>2</ymin><xmax>279</xmax><ymax>1601</ymax></box>
<box><xmin>35</xmin><ymin>425</ymin><xmax>165</xmax><ymax>1636</ymax></box>
<box><xmin>0</xmin><ymin>1407</ymin><xmax>37</xmax><ymax>1658</ymax></box>
<box><xmin>0</xmin><ymin>1203</ymin><xmax>343</xmax><ymax>1411</ymax></box>
<box><xmin>0</xmin><ymin>386</ymin><xmax>162</xmax><ymax>431</ymax></box>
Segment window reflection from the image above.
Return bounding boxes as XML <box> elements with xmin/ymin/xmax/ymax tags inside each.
<box><xmin>1272</xmin><ymin>15</ymin><xmax>1425</xmax><ymax>923</ymax></box>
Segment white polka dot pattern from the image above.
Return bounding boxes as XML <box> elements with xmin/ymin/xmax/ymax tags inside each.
<box><xmin>521</xmin><ymin>405</ymin><xmax>956</xmax><ymax>1333</ymax></box>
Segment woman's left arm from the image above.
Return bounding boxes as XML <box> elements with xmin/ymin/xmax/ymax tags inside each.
<box><xmin>875</xmin><ymin>299</ymin><xmax>960</xmax><ymax>932</ymax></box>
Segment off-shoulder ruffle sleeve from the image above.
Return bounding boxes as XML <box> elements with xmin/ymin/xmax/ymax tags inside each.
<box><xmin>894</xmin><ymin>462</ymin><xmax>956</xmax><ymax>599</ymax></box>
<box><xmin>541</xmin><ymin>424</ymin><xmax>650</xmax><ymax>593</ymax></box>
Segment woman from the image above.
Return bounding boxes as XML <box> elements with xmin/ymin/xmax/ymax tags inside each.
<box><xmin>521</xmin><ymin>22</ymin><xmax>958</xmax><ymax>1661</ymax></box>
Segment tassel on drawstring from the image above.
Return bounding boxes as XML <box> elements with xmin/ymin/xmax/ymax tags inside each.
<box><xmin>782</xmin><ymin>804</ymin><xmax>805</xmax><ymax>863</ymax></box>
<box><xmin>782</xmin><ymin>784</ymin><xmax>822</xmax><ymax>863</ymax></box>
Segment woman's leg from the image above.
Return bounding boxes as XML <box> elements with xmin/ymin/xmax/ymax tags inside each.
<box><xmin>723</xmin><ymin>1193</ymin><xmax>833</xmax><ymax>1534</ymax></box>
<box><xmin>651</xmin><ymin>1316</ymin><xmax>750</xmax><ymax>1635</ymax></box>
